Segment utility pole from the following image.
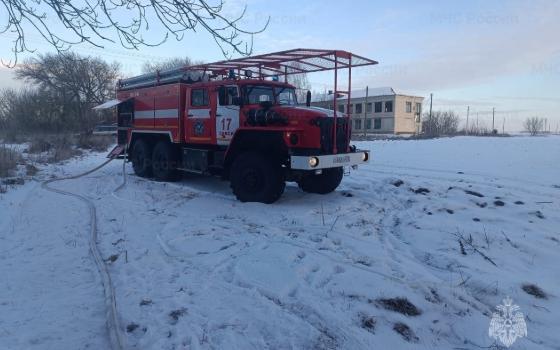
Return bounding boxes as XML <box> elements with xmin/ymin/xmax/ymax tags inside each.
<box><xmin>363</xmin><ymin>86</ymin><xmax>368</xmax><ymax>137</ymax></box>
<box><xmin>429</xmin><ymin>93</ymin><xmax>433</xmax><ymax>135</ymax></box>
<box><xmin>466</xmin><ymin>106</ymin><xmax>470</xmax><ymax>134</ymax></box>
<box><xmin>492</xmin><ymin>107</ymin><xmax>495</xmax><ymax>131</ymax></box>
<box><xmin>476</xmin><ymin>113</ymin><xmax>479</xmax><ymax>130</ymax></box>
<box><xmin>429</xmin><ymin>93</ymin><xmax>433</xmax><ymax>119</ymax></box>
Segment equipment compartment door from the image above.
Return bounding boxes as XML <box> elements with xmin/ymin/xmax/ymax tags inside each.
<box><xmin>216</xmin><ymin>85</ymin><xmax>240</xmax><ymax>145</ymax></box>
<box><xmin>185</xmin><ymin>86</ymin><xmax>216</xmax><ymax>144</ymax></box>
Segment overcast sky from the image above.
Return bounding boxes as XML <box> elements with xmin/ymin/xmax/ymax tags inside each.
<box><xmin>1</xmin><ymin>0</ymin><xmax>559</xmax><ymax>131</ymax></box>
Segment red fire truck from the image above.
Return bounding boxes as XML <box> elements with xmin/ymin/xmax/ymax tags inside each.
<box><xmin>97</xmin><ymin>49</ymin><xmax>377</xmax><ymax>203</ymax></box>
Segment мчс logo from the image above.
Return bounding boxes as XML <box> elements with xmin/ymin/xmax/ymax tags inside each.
<box><xmin>489</xmin><ymin>296</ymin><xmax>527</xmax><ymax>347</ymax></box>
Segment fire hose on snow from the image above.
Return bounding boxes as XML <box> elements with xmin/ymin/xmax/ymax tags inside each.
<box><xmin>41</xmin><ymin>155</ymin><xmax>126</xmax><ymax>350</ymax></box>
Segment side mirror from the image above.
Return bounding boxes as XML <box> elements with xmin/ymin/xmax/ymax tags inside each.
<box><xmin>306</xmin><ymin>90</ymin><xmax>311</xmax><ymax>107</ymax></box>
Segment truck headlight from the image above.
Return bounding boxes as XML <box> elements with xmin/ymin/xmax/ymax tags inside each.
<box><xmin>362</xmin><ymin>152</ymin><xmax>369</xmax><ymax>162</ymax></box>
<box><xmin>309</xmin><ymin>157</ymin><xmax>319</xmax><ymax>168</ymax></box>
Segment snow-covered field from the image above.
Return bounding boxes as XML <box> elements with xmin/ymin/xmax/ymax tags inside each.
<box><xmin>1</xmin><ymin>136</ymin><xmax>559</xmax><ymax>350</ymax></box>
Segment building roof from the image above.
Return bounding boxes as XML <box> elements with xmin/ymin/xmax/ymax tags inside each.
<box><xmin>312</xmin><ymin>87</ymin><xmax>424</xmax><ymax>103</ymax></box>
<box><xmin>339</xmin><ymin>87</ymin><xmax>396</xmax><ymax>99</ymax></box>
<box><xmin>312</xmin><ymin>87</ymin><xmax>394</xmax><ymax>102</ymax></box>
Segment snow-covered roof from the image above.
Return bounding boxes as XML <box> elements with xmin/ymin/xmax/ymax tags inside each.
<box><xmin>340</xmin><ymin>87</ymin><xmax>396</xmax><ymax>99</ymax></box>
<box><xmin>311</xmin><ymin>87</ymin><xmax>397</xmax><ymax>102</ymax></box>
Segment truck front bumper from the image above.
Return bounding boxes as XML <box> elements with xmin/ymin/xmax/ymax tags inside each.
<box><xmin>290</xmin><ymin>150</ymin><xmax>370</xmax><ymax>170</ymax></box>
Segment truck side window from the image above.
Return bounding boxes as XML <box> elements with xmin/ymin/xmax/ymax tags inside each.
<box><xmin>218</xmin><ymin>86</ymin><xmax>238</xmax><ymax>106</ymax></box>
<box><xmin>191</xmin><ymin>89</ymin><xmax>209</xmax><ymax>107</ymax></box>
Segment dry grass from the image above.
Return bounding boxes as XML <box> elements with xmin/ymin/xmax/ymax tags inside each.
<box><xmin>0</xmin><ymin>130</ymin><xmax>27</xmax><ymax>144</ymax></box>
<box><xmin>28</xmin><ymin>137</ymin><xmax>53</xmax><ymax>154</ymax></box>
<box><xmin>393</xmin><ymin>322</ymin><xmax>419</xmax><ymax>342</ymax></box>
<box><xmin>359</xmin><ymin>314</ymin><xmax>376</xmax><ymax>333</ymax></box>
<box><xmin>25</xmin><ymin>164</ymin><xmax>39</xmax><ymax>176</ymax></box>
<box><xmin>375</xmin><ymin>297</ymin><xmax>422</xmax><ymax>316</ymax></box>
<box><xmin>49</xmin><ymin>145</ymin><xmax>82</xmax><ymax>163</ymax></box>
<box><xmin>77</xmin><ymin>134</ymin><xmax>114</xmax><ymax>152</ymax></box>
<box><xmin>0</xmin><ymin>145</ymin><xmax>20</xmax><ymax>178</ymax></box>
<box><xmin>522</xmin><ymin>283</ymin><xmax>547</xmax><ymax>299</ymax></box>
<box><xmin>27</xmin><ymin>134</ymin><xmax>82</xmax><ymax>163</ymax></box>
<box><xmin>27</xmin><ymin>133</ymin><xmax>113</xmax><ymax>163</ymax></box>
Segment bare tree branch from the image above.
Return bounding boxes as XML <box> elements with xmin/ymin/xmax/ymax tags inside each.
<box><xmin>140</xmin><ymin>56</ymin><xmax>204</xmax><ymax>74</ymax></box>
<box><xmin>286</xmin><ymin>62</ymin><xmax>311</xmax><ymax>103</ymax></box>
<box><xmin>422</xmin><ymin>110</ymin><xmax>460</xmax><ymax>136</ymax></box>
<box><xmin>0</xmin><ymin>0</ymin><xmax>269</xmax><ymax>67</ymax></box>
<box><xmin>523</xmin><ymin>116</ymin><xmax>544</xmax><ymax>136</ymax></box>
<box><xmin>12</xmin><ymin>52</ymin><xmax>120</xmax><ymax>132</ymax></box>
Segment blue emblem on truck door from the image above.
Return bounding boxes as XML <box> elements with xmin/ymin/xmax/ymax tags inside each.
<box><xmin>194</xmin><ymin>120</ymin><xmax>205</xmax><ymax>136</ymax></box>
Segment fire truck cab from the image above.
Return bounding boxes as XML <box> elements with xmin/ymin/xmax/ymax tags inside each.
<box><xmin>98</xmin><ymin>49</ymin><xmax>376</xmax><ymax>203</ymax></box>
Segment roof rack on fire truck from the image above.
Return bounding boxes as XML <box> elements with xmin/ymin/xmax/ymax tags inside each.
<box><xmin>117</xmin><ymin>48</ymin><xmax>378</xmax><ymax>92</ymax></box>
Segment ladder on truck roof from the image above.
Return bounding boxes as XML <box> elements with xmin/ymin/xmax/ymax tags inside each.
<box><xmin>118</xmin><ymin>69</ymin><xmax>208</xmax><ymax>90</ymax></box>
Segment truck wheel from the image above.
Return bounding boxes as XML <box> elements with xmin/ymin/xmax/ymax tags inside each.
<box><xmin>152</xmin><ymin>141</ymin><xmax>180</xmax><ymax>182</ymax></box>
<box><xmin>298</xmin><ymin>167</ymin><xmax>343</xmax><ymax>194</ymax></box>
<box><xmin>131</xmin><ymin>139</ymin><xmax>152</xmax><ymax>177</ymax></box>
<box><xmin>230</xmin><ymin>152</ymin><xmax>285</xmax><ymax>203</ymax></box>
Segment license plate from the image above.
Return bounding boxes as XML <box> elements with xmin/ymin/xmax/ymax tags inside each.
<box><xmin>332</xmin><ymin>155</ymin><xmax>351</xmax><ymax>164</ymax></box>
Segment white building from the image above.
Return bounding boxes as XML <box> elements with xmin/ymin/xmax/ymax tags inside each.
<box><xmin>311</xmin><ymin>87</ymin><xmax>424</xmax><ymax>135</ymax></box>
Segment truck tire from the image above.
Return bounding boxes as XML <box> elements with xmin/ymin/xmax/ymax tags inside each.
<box><xmin>230</xmin><ymin>152</ymin><xmax>285</xmax><ymax>203</ymax></box>
<box><xmin>298</xmin><ymin>167</ymin><xmax>343</xmax><ymax>194</ymax></box>
<box><xmin>131</xmin><ymin>139</ymin><xmax>152</xmax><ymax>177</ymax></box>
<box><xmin>152</xmin><ymin>141</ymin><xmax>180</xmax><ymax>182</ymax></box>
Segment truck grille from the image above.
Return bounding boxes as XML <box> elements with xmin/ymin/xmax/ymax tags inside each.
<box><xmin>319</xmin><ymin>117</ymin><xmax>350</xmax><ymax>154</ymax></box>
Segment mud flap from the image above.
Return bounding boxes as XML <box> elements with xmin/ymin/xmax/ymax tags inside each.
<box><xmin>107</xmin><ymin>145</ymin><xmax>125</xmax><ymax>159</ymax></box>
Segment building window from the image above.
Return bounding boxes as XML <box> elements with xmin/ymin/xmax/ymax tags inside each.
<box><xmin>366</xmin><ymin>103</ymin><xmax>372</xmax><ymax>113</ymax></box>
<box><xmin>355</xmin><ymin>103</ymin><xmax>362</xmax><ymax>114</ymax></box>
<box><xmin>415</xmin><ymin>102</ymin><xmax>422</xmax><ymax>116</ymax></box>
<box><xmin>191</xmin><ymin>89</ymin><xmax>209</xmax><ymax>106</ymax></box>
<box><xmin>354</xmin><ymin>119</ymin><xmax>362</xmax><ymax>130</ymax></box>
<box><xmin>385</xmin><ymin>101</ymin><xmax>393</xmax><ymax>113</ymax></box>
<box><xmin>338</xmin><ymin>104</ymin><xmax>345</xmax><ymax>113</ymax></box>
<box><xmin>374</xmin><ymin>118</ymin><xmax>381</xmax><ymax>129</ymax></box>
<box><xmin>374</xmin><ymin>101</ymin><xmax>382</xmax><ymax>113</ymax></box>
<box><xmin>406</xmin><ymin>101</ymin><xmax>412</xmax><ymax>113</ymax></box>
<box><xmin>366</xmin><ymin>119</ymin><xmax>372</xmax><ymax>130</ymax></box>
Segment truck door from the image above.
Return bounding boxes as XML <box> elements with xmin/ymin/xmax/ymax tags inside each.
<box><xmin>185</xmin><ymin>86</ymin><xmax>216</xmax><ymax>144</ymax></box>
<box><xmin>216</xmin><ymin>85</ymin><xmax>240</xmax><ymax>145</ymax></box>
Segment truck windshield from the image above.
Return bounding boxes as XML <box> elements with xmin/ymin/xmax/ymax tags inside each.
<box><xmin>244</xmin><ymin>85</ymin><xmax>275</xmax><ymax>104</ymax></box>
<box><xmin>244</xmin><ymin>85</ymin><xmax>297</xmax><ymax>105</ymax></box>
<box><xmin>274</xmin><ymin>87</ymin><xmax>298</xmax><ymax>105</ymax></box>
